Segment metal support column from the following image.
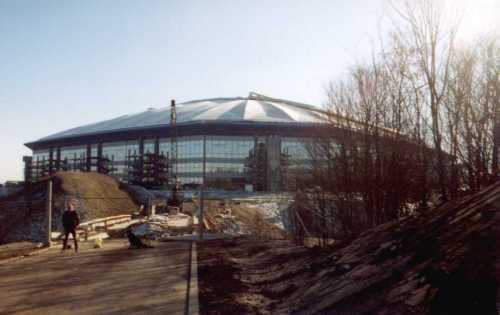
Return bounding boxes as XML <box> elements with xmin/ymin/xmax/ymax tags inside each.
<box><xmin>154</xmin><ymin>137</ymin><xmax>160</xmax><ymax>155</ymax></box>
<box><xmin>266</xmin><ymin>135</ymin><xmax>281</xmax><ymax>192</ymax></box>
<box><xmin>199</xmin><ymin>135</ymin><xmax>206</xmax><ymax>240</ymax></box>
<box><xmin>55</xmin><ymin>147</ymin><xmax>61</xmax><ymax>171</ymax></box>
<box><xmin>97</xmin><ymin>143</ymin><xmax>103</xmax><ymax>173</ymax></box>
<box><xmin>86</xmin><ymin>144</ymin><xmax>91</xmax><ymax>172</ymax></box>
<box><xmin>49</xmin><ymin>148</ymin><xmax>54</xmax><ymax>175</ymax></box>
<box><xmin>139</xmin><ymin>138</ymin><xmax>145</xmax><ymax>183</ymax></box>
<box><xmin>45</xmin><ymin>180</ymin><xmax>52</xmax><ymax>247</ymax></box>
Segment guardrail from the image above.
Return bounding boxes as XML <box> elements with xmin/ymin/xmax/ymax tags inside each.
<box><xmin>77</xmin><ymin>214</ymin><xmax>132</xmax><ymax>241</ymax></box>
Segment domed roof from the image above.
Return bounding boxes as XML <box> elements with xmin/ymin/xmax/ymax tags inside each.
<box><xmin>36</xmin><ymin>93</ymin><xmax>328</xmax><ymax>142</ymax></box>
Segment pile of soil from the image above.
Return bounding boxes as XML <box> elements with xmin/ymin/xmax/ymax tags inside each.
<box><xmin>198</xmin><ymin>182</ymin><xmax>500</xmax><ymax>314</ymax></box>
<box><xmin>54</xmin><ymin>171</ymin><xmax>138</xmax><ymax>218</ymax></box>
<box><xmin>0</xmin><ymin>172</ymin><xmax>139</xmax><ymax>244</ymax></box>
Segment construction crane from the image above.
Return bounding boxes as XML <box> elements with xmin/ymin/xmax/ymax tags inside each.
<box><xmin>170</xmin><ymin>99</ymin><xmax>178</xmax><ymax>185</ymax></box>
<box><xmin>167</xmin><ymin>99</ymin><xmax>183</xmax><ymax>211</ymax></box>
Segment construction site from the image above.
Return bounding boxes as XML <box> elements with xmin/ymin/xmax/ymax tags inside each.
<box><xmin>1</xmin><ymin>97</ymin><xmax>500</xmax><ymax>314</ymax></box>
<box><xmin>2</xmin><ymin>1</ymin><xmax>500</xmax><ymax>313</ymax></box>
<box><xmin>0</xmin><ymin>170</ymin><xmax>291</xmax><ymax>314</ymax></box>
<box><xmin>0</xmin><ymin>97</ymin><xmax>302</xmax><ymax>314</ymax></box>
<box><xmin>0</xmin><ymin>96</ymin><xmax>500</xmax><ymax>314</ymax></box>
<box><xmin>2</xmin><ymin>159</ymin><xmax>500</xmax><ymax>315</ymax></box>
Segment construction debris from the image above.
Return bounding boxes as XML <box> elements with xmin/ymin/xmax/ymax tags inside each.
<box><xmin>125</xmin><ymin>212</ymin><xmax>197</xmax><ymax>248</ymax></box>
<box><xmin>209</xmin><ymin>210</ymin><xmax>247</xmax><ymax>235</ymax></box>
<box><xmin>244</xmin><ymin>200</ymin><xmax>291</xmax><ymax>230</ymax></box>
<box><xmin>129</xmin><ymin>222</ymin><xmax>165</xmax><ymax>239</ymax></box>
<box><xmin>198</xmin><ymin>199</ymin><xmax>286</xmax><ymax>239</ymax></box>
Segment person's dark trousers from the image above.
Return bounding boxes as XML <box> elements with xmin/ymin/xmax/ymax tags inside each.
<box><xmin>62</xmin><ymin>228</ymin><xmax>78</xmax><ymax>252</ymax></box>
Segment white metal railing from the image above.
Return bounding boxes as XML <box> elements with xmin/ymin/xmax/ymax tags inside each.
<box><xmin>77</xmin><ymin>214</ymin><xmax>132</xmax><ymax>240</ymax></box>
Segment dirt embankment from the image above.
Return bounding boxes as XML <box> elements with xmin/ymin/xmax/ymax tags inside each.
<box><xmin>54</xmin><ymin>171</ymin><xmax>138</xmax><ymax>218</ymax></box>
<box><xmin>198</xmin><ymin>182</ymin><xmax>500</xmax><ymax>315</ymax></box>
<box><xmin>0</xmin><ymin>172</ymin><xmax>139</xmax><ymax>244</ymax></box>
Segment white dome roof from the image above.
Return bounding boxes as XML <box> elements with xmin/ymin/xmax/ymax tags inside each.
<box><xmin>38</xmin><ymin>93</ymin><xmax>328</xmax><ymax>141</ymax></box>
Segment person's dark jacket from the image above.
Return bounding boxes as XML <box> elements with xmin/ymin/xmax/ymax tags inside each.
<box><xmin>62</xmin><ymin>210</ymin><xmax>80</xmax><ymax>230</ymax></box>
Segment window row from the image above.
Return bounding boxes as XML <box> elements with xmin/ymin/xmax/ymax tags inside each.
<box><xmin>34</xmin><ymin>136</ymin><xmax>317</xmax><ymax>165</ymax></box>
<box><xmin>206</xmin><ymin>138</ymin><xmax>254</xmax><ymax>158</ymax></box>
<box><xmin>175</xmin><ymin>162</ymin><xmax>246</xmax><ymax>174</ymax></box>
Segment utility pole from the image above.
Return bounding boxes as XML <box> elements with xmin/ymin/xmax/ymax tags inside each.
<box><xmin>45</xmin><ymin>180</ymin><xmax>52</xmax><ymax>247</ymax></box>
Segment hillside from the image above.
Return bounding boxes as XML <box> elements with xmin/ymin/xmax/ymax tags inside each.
<box><xmin>0</xmin><ymin>172</ymin><xmax>139</xmax><ymax>244</ymax></box>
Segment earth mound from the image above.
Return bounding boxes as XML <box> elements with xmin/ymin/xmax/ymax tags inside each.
<box><xmin>0</xmin><ymin>172</ymin><xmax>139</xmax><ymax>244</ymax></box>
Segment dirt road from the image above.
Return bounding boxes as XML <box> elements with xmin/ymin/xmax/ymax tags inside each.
<box><xmin>0</xmin><ymin>240</ymin><xmax>191</xmax><ymax>315</ymax></box>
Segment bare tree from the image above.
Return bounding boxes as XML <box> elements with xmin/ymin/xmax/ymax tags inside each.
<box><xmin>391</xmin><ymin>0</ymin><xmax>459</xmax><ymax>201</ymax></box>
<box><xmin>287</xmin><ymin>1</ymin><xmax>499</xmax><ymax>245</ymax></box>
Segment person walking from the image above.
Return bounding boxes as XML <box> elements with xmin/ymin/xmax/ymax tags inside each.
<box><xmin>61</xmin><ymin>203</ymin><xmax>80</xmax><ymax>253</ymax></box>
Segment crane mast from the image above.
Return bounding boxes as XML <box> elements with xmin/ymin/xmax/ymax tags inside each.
<box><xmin>167</xmin><ymin>99</ymin><xmax>183</xmax><ymax>211</ymax></box>
<box><xmin>170</xmin><ymin>99</ymin><xmax>178</xmax><ymax>187</ymax></box>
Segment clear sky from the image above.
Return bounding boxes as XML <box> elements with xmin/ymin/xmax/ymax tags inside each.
<box><xmin>0</xmin><ymin>0</ymin><xmax>498</xmax><ymax>182</ymax></box>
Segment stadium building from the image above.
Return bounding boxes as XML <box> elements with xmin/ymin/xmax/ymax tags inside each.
<box><xmin>24</xmin><ymin>93</ymin><xmax>333</xmax><ymax>191</ymax></box>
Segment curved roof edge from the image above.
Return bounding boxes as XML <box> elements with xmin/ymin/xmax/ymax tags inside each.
<box><xmin>24</xmin><ymin>120</ymin><xmax>330</xmax><ymax>150</ymax></box>
<box><xmin>27</xmin><ymin>92</ymin><xmax>396</xmax><ymax>149</ymax></box>
<box><xmin>29</xmin><ymin>92</ymin><xmax>332</xmax><ymax>144</ymax></box>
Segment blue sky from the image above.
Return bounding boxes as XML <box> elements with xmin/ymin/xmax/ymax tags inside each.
<box><xmin>0</xmin><ymin>0</ymin><xmax>498</xmax><ymax>182</ymax></box>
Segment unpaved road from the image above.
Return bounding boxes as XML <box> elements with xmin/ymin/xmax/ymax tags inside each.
<box><xmin>0</xmin><ymin>239</ymin><xmax>190</xmax><ymax>315</ymax></box>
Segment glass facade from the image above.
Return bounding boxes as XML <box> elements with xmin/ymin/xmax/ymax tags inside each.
<box><xmin>178</xmin><ymin>137</ymin><xmax>204</xmax><ymax>160</ymax></box>
<box><xmin>143</xmin><ymin>139</ymin><xmax>155</xmax><ymax>154</ymax></box>
<box><xmin>33</xmin><ymin>149</ymin><xmax>49</xmax><ymax>163</ymax></box>
<box><xmin>158</xmin><ymin>139</ymin><xmax>172</xmax><ymax>157</ymax></box>
<box><xmin>281</xmin><ymin>137</ymin><xmax>314</xmax><ymax>177</ymax></box>
<box><xmin>175</xmin><ymin>136</ymin><xmax>253</xmax><ymax>187</ymax></box>
<box><xmin>101</xmin><ymin>141</ymin><xmax>139</xmax><ymax>162</ymax></box>
<box><xmin>206</xmin><ymin>137</ymin><xmax>254</xmax><ymax>159</ymax></box>
<box><xmin>90</xmin><ymin>144</ymin><xmax>98</xmax><ymax>172</ymax></box>
<box><xmin>206</xmin><ymin>162</ymin><xmax>246</xmax><ymax>175</ymax></box>
<box><xmin>31</xmin><ymin>135</ymin><xmax>314</xmax><ymax>191</ymax></box>
<box><xmin>60</xmin><ymin>145</ymin><xmax>86</xmax><ymax>170</ymax></box>
<box><xmin>32</xmin><ymin>149</ymin><xmax>50</xmax><ymax>178</ymax></box>
<box><xmin>100</xmin><ymin>141</ymin><xmax>139</xmax><ymax>181</ymax></box>
<box><xmin>281</xmin><ymin>137</ymin><xmax>311</xmax><ymax>161</ymax></box>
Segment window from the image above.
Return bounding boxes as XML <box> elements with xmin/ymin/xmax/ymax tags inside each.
<box><xmin>143</xmin><ymin>139</ymin><xmax>155</xmax><ymax>154</ymax></box>
<box><xmin>206</xmin><ymin>136</ymin><xmax>254</xmax><ymax>159</ymax></box>
<box><xmin>281</xmin><ymin>138</ymin><xmax>311</xmax><ymax>161</ymax></box>
<box><xmin>59</xmin><ymin>145</ymin><xmax>87</xmax><ymax>170</ymax></box>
